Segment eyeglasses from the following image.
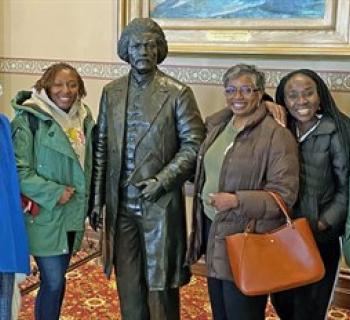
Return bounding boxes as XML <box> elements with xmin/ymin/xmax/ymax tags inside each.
<box><xmin>224</xmin><ymin>85</ymin><xmax>259</xmax><ymax>97</ymax></box>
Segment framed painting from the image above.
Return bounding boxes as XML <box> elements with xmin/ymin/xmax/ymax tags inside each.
<box><xmin>118</xmin><ymin>0</ymin><xmax>350</xmax><ymax>56</ymax></box>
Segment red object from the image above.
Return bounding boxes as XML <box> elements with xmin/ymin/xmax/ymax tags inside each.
<box><xmin>21</xmin><ymin>195</ymin><xmax>40</xmax><ymax>217</ymax></box>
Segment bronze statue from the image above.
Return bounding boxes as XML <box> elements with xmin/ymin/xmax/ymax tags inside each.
<box><xmin>89</xmin><ymin>18</ymin><xmax>205</xmax><ymax>319</ymax></box>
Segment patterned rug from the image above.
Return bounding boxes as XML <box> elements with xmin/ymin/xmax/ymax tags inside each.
<box><xmin>18</xmin><ymin>257</ymin><xmax>350</xmax><ymax>320</ymax></box>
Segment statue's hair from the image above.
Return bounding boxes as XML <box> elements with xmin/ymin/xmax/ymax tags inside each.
<box><xmin>117</xmin><ymin>18</ymin><xmax>168</xmax><ymax>64</ymax></box>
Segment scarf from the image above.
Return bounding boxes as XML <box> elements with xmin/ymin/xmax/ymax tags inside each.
<box><xmin>23</xmin><ymin>89</ymin><xmax>87</xmax><ymax>168</ymax></box>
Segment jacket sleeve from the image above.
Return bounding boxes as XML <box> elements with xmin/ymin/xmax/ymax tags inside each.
<box><xmin>319</xmin><ymin>131</ymin><xmax>349</xmax><ymax>229</ymax></box>
<box><xmin>89</xmin><ymin>89</ymin><xmax>108</xmax><ymax>209</ymax></box>
<box><xmin>343</xmin><ymin>206</ymin><xmax>350</xmax><ymax>266</ymax></box>
<box><xmin>234</xmin><ymin>127</ymin><xmax>299</xmax><ymax>220</ymax></box>
<box><xmin>155</xmin><ymin>87</ymin><xmax>205</xmax><ymax>191</ymax></box>
<box><xmin>11</xmin><ymin>114</ymin><xmax>65</xmax><ymax>210</ymax></box>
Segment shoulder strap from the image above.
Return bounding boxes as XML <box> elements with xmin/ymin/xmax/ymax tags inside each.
<box><xmin>245</xmin><ymin>191</ymin><xmax>292</xmax><ymax>233</ymax></box>
<box><xmin>27</xmin><ymin>112</ymin><xmax>38</xmax><ymax>135</ymax></box>
<box><xmin>267</xmin><ymin>191</ymin><xmax>291</xmax><ymax>223</ymax></box>
<box><xmin>26</xmin><ymin>113</ymin><xmax>39</xmax><ymax>169</ymax></box>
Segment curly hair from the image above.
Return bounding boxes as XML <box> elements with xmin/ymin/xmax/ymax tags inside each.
<box><xmin>222</xmin><ymin>64</ymin><xmax>266</xmax><ymax>91</ymax></box>
<box><xmin>117</xmin><ymin>18</ymin><xmax>168</xmax><ymax>64</ymax></box>
<box><xmin>34</xmin><ymin>62</ymin><xmax>87</xmax><ymax>98</ymax></box>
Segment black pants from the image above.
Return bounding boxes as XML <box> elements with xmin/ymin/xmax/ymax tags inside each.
<box><xmin>204</xmin><ymin>216</ymin><xmax>267</xmax><ymax>320</ymax></box>
<box><xmin>114</xmin><ymin>209</ymin><xmax>180</xmax><ymax>320</ymax></box>
<box><xmin>271</xmin><ymin>240</ymin><xmax>340</xmax><ymax>320</ymax></box>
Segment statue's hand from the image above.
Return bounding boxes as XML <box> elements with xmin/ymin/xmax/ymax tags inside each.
<box><xmin>135</xmin><ymin>178</ymin><xmax>165</xmax><ymax>202</ymax></box>
<box><xmin>88</xmin><ymin>206</ymin><xmax>103</xmax><ymax>231</ymax></box>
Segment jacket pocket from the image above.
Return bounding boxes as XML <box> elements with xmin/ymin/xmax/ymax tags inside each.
<box><xmin>25</xmin><ymin>207</ymin><xmax>55</xmax><ymax>225</ymax></box>
<box><xmin>215</xmin><ymin>212</ymin><xmax>249</xmax><ymax>239</ymax></box>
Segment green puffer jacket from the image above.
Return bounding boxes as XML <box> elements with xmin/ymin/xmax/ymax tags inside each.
<box><xmin>11</xmin><ymin>91</ymin><xmax>94</xmax><ymax>256</ymax></box>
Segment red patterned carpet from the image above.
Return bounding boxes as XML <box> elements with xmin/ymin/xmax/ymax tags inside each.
<box><xmin>19</xmin><ymin>258</ymin><xmax>350</xmax><ymax>319</ymax></box>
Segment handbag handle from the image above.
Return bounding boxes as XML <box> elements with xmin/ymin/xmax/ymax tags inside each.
<box><xmin>245</xmin><ymin>191</ymin><xmax>292</xmax><ymax>233</ymax></box>
<box><xmin>266</xmin><ymin>191</ymin><xmax>292</xmax><ymax>225</ymax></box>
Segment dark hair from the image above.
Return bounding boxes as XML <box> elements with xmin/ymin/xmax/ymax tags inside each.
<box><xmin>34</xmin><ymin>62</ymin><xmax>87</xmax><ymax>98</ymax></box>
<box><xmin>222</xmin><ymin>64</ymin><xmax>266</xmax><ymax>91</ymax></box>
<box><xmin>117</xmin><ymin>18</ymin><xmax>168</xmax><ymax>64</ymax></box>
<box><xmin>276</xmin><ymin>68</ymin><xmax>350</xmax><ymax>158</ymax></box>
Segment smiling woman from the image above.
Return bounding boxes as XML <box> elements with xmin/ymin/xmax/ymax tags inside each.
<box><xmin>10</xmin><ymin>62</ymin><xmax>95</xmax><ymax>320</ymax></box>
<box><xmin>47</xmin><ymin>70</ymin><xmax>80</xmax><ymax>111</ymax></box>
<box><xmin>271</xmin><ymin>69</ymin><xmax>350</xmax><ymax>320</ymax></box>
<box><xmin>187</xmin><ymin>64</ymin><xmax>299</xmax><ymax>320</ymax></box>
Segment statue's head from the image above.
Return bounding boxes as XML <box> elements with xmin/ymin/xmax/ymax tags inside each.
<box><xmin>117</xmin><ymin>18</ymin><xmax>168</xmax><ymax>66</ymax></box>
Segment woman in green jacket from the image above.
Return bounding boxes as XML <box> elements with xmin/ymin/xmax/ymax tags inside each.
<box><xmin>11</xmin><ymin>63</ymin><xmax>94</xmax><ymax>320</ymax></box>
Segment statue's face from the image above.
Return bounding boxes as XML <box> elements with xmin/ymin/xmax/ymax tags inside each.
<box><xmin>128</xmin><ymin>32</ymin><xmax>158</xmax><ymax>74</ymax></box>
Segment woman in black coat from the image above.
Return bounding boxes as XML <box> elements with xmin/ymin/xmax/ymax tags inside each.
<box><xmin>271</xmin><ymin>69</ymin><xmax>350</xmax><ymax>320</ymax></box>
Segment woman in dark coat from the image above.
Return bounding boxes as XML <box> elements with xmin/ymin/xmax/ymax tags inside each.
<box><xmin>187</xmin><ymin>64</ymin><xmax>299</xmax><ymax>320</ymax></box>
<box><xmin>271</xmin><ymin>69</ymin><xmax>350</xmax><ymax>320</ymax></box>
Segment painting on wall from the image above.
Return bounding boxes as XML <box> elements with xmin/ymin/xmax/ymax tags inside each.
<box><xmin>118</xmin><ymin>0</ymin><xmax>350</xmax><ymax>55</ymax></box>
<box><xmin>150</xmin><ymin>0</ymin><xmax>325</xmax><ymax>19</ymax></box>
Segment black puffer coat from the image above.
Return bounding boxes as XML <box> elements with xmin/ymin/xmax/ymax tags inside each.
<box><xmin>292</xmin><ymin>116</ymin><xmax>349</xmax><ymax>242</ymax></box>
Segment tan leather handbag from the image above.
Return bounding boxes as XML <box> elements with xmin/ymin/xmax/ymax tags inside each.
<box><xmin>225</xmin><ymin>191</ymin><xmax>325</xmax><ymax>296</ymax></box>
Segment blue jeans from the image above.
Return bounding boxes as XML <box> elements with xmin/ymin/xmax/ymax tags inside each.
<box><xmin>34</xmin><ymin>254</ymin><xmax>71</xmax><ymax>320</ymax></box>
<box><xmin>34</xmin><ymin>232</ymin><xmax>75</xmax><ymax>320</ymax></box>
<box><xmin>0</xmin><ymin>273</ymin><xmax>15</xmax><ymax>320</ymax></box>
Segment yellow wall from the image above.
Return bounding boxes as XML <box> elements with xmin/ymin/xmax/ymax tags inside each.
<box><xmin>1</xmin><ymin>0</ymin><xmax>116</xmax><ymax>61</ymax></box>
<box><xmin>1</xmin><ymin>0</ymin><xmax>350</xmax><ymax>120</ymax></box>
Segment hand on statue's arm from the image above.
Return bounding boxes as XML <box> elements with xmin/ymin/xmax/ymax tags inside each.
<box><xmin>265</xmin><ymin>101</ymin><xmax>287</xmax><ymax>127</ymax></box>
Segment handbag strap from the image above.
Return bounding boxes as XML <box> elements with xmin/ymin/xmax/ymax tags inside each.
<box><xmin>266</xmin><ymin>191</ymin><xmax>292</xmax><ymax>225</ymax></box>
<box><xmin>244</xmin><ymin>191</ymin><xmax>292</xmax><ymax>233</ymax></box>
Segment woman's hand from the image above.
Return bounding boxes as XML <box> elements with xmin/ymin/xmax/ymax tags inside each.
<box><xmin>265</xmin><ymin>101</ymin><xmax>287</xmax><ymax>127</ymax></box>
<box><xmin>317</xmin><ymin>220</ymin><xmax>329</xmax><ymax>232</ymax></box>
<box><xmin>58</xmin><ymin>186</ymin><xmax>75</xmax><ymax>205</ymax></box>
<box><xmin>208</xmin><ymin>192</ymin><xmax>239</xmax><ymax>213</ymax></box>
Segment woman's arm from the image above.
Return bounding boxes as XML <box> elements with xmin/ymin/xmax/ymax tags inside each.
<box><xmin>318</xmin><ymin>131</ymin><xmax>349</xmax><ymax>230</ymax></box>
<box><xmin>233</xmin><ymin>127</ymin><xmax>299</xmax><ymax>220</ymax></box>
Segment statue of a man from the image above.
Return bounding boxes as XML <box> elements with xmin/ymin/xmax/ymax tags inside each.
<box><xmin>89</xmin><ymin>18</ymin><xmax>204</xmax><ymax>319</ymax></box>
